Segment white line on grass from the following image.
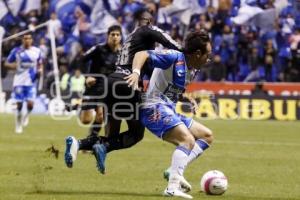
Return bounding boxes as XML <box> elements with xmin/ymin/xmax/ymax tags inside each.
<box><xmin>215</xmin><ymin>140</ymin><xmax>300</xmax><ymax>147</ymax></box>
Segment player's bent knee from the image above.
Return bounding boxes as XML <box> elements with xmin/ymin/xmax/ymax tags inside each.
<box><xmin>80</xmin><ymin>113</ymin><xmax>93</xmax><ymax>124</ymax></box>
<box><xmin>27</xmin><ymin>102</ymin><xmax>34</xmax><ymax>111</ymax></box>
<box><xmin>204</xmin><ymin>128</ymin><xmax>214</xmax><ymax>144</ymax></box>
<box><xmin>181</xmin><ymin>134</ymin><xmax>195</xmax><ymax>150</ymax></box>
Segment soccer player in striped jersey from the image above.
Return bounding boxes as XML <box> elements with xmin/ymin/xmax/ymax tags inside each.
<box><xmin>125</xmin><ymin>30</ymin><xmax>214</xmax><ymax>199</ymax></box>
<box><xmin>5</xmin><ymin>34</ymin><xmax>43</xmax><ymax>134</ymax></box>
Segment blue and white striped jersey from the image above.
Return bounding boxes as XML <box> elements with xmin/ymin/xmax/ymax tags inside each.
<box><xmin>141</xmin><ymin>49</ymin><xmax>191</xmax><ymax>107</ymax></box>
<box><xmin>7</xmin><ymin>46</ymin><xmax>42</xmax><ymax>87</ymax></box>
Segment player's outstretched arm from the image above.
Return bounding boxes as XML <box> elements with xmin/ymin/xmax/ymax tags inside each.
<box><xmin>124</xmin><ymin>51</ymin><xmax>149</xmax><ymax>90</ymax></box>
<box><xmin>4</xmin><ymin>61</ymin><xmax>17</xmax><ymax>70</ymax></box>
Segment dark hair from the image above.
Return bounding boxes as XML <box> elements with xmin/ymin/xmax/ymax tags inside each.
<box><xmin>134</xmin><ymin>8</ymin><xmax>152</xmax><ymax>22</ymax></box>
<box><xmin>184</xmin><ymin>29</ymin><xmax>210</xmax><ymax>54</ymax></box>
<box><xmin>107</xmin><ymin>25</ymin><xmax>122</xmax><ymax>35</ymax></box>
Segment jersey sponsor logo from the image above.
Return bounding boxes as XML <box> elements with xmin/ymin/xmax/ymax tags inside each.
<box><xmin>177</xmin><ymin>69</ymin><xmax>185</xmax><ymax>77</ymax></box>
<box><xmin>164</xmin><ymin>83</ymin><xmax>184</xmax><ymax>102</ymax></box>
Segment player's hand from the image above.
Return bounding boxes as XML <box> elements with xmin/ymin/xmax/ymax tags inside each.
<box><xmin>189</xmin><ymin>97</ymin><xmax>198</xmax><ymax>114</ymax></box>
<box><xmin>86</xmin><ymin>76</ymin><xmax>96</xmax><ymax>87</ymax></box>
<box><xmin>124</xmin><ymin>73</ymin><xmax>139</xmax><ymax>90</ymax></box>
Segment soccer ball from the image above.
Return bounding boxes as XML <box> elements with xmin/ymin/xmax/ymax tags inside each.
<box><xmin>200</xmin><ymin>170</ymin><xmax>228</xmax><ymax>195</ymax></box>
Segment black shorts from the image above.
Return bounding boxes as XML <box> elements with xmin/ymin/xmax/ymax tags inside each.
<box><xmin>104</xmin><ymin>72</ymin><xmax>141</xmax><ymax>119</ymax></box>
<box><xmin>81</xmin><ymin>81</ymin><xmax>105</xmax><ymax>111</ymax></box>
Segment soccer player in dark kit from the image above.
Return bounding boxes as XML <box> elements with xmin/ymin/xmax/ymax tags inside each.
<box><xmin>79</xmin><ymin>25</ymin><xmax>122</xmax><ymax>138</ymax></box>
<box><xmin>64</xmin><ymin>9</ymin><xmax>182</xmax><ymax>174</ymax></box>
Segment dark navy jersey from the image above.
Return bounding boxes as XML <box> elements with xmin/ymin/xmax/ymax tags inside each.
<box><xmin>115</xmin><ymin>25</ymin><xmax>182</xmax><ymax>76</ymax></box>
<box><xmin>83</xmin><ymin>43</ymin><xmax>119</xmax><ymax>76</ymax></box>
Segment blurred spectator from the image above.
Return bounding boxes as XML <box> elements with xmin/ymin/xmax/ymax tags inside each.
<box><xmin>70</xmin><ymin>69</ymin><xmax>85</xmax><ymax>97</ymax></box>
<box><xmin>48</xmin><ymin>12</ymin><xmax>63</xmax><ymax>41</ymax></box>
<box><xmin>60</xmin><ymin>65</ymin><xmax>70</xmax><ymax>92</ymax></box>
<box><xmin>39</xmin><ymin>38</ymin><xmax>49</xmax><ymax>60</ymax></box>
<box><xmin>244</xmin><ymin>47</ymin><xmax>261</xmax><ymax>82</ymax></box>
<box><xmin>251</xmin><ymin>82</ymin><xmax>269</xmax><ymax>96</ymax></box>
<box><xmin>207</xmin><ymin>55</ymin><xmax>226</xmax><ymax>81</ymax></box>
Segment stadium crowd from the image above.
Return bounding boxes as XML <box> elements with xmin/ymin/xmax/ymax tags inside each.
<box><xmin>1</xmin><ymin>0</ymin><xmax>300</xmax><ymax>94</ymax></box>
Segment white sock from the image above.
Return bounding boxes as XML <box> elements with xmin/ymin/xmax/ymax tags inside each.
<box><xmin>171</xmin><ymin>146</ymin><xmax>191</xmax><ymax>176</ymax></box>
<box><xmin>16</xmin><ymin>111</ymin><xmax>22</xmax><ymax>127</ymax></box>
<box><xmin>168</xmin><ymin>146</ymin><xmax>191</xmax><ymax>190</ymax></box>
<box><xmin>187</xmin><ymin>139</ymin><xmax>209</xmax><ymax>164</ymax></box>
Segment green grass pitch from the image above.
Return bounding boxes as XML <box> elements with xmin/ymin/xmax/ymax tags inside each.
<box><xmin>0</xmin><ymin>114</ymin><xmax>300</xmax><ymax>200</ymax></box>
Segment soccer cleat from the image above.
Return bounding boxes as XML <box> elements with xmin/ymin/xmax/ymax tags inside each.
<box><xmin>163</xmin><ymin>168</ymin><xmax>192</xmax><ymax>192</ymax></box>
<box><xmin>92</xmin><ymin>143</ymin><xmax>107</xmax><ymax>174</ymax></box>
<box><xmin>22</xmin><ymin>114</ymin><xmax>29</xmax><ymax>127</ymax></box>
<box><xmin>64</xmin><ymin>136</ymin><xmax>78</xmax><ymax>168</ymax></box>
<box><xmin>163</xmin><ymin>187</ymin><xmax>193</xmax><ymax>199</ymax></box>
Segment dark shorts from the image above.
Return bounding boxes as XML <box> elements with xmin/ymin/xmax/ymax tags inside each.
<box><xmin>81</xmin><ymin>81</ymin><xmax>105</xmax><ymax>110</ymax></box>
<box><xmin>104</xmin><ymin>72</ymin><xmax>141</xmax><ymax>119</ymax></box>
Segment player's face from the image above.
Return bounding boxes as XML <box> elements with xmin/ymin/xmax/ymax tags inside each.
<box><xmin>188</xmin><ymin>43</ymin><xmax>212</xmax><ymax>69</ymax></box>
<box><xmin>107</xmin><ymin>31</ymin><xmax>121</xmax><ymax>47</ymax></box>
<box><xmin>22</xmin><ymin>35</ymin><xmax>33</xmax><ymax>48</ymax></box>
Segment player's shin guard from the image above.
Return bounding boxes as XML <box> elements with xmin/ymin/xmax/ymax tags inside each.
<box><xmin>187</xmin><ymin>139</ymin><xmax>209</xmax><ymax>164</ymax></box>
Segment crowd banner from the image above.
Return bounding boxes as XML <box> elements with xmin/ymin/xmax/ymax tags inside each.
<box><xmin>186</xmin><ymin>82</ymin><xmax>300</xmax><ymax>96</ymax></box>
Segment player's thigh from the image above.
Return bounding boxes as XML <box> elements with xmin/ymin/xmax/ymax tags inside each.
<box><xmin>189</xmin><ymin>120</ymin><xmax>213</xmax><ymax>144</ymax></box>
<box><xmin>163</xmin><ymin>123</ymin><xmax>195</xmax><ymax>150</ymax></box>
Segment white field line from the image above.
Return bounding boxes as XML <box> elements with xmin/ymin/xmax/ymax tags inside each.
<box><xmin>214</xmin><ymin>140</ymin><xmax>300</xmax><ymax>147</ymax></box>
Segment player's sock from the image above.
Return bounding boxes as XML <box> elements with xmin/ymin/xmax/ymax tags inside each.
<box><xmin>78</xmin><ymin>135</ymin><xmax>103</xmax><ymax>151</ymax></box>
<box><xmin>88</xmin><ymin>121</ymin><xmax>101</xmax><ymax>137</ymax></box>
<box><xmin>15</xmin><ymin>111</ymin><xmax>23</xmax><ymax>133</ymax></box>
<box><xmin>187</xmin><ymin>139</ymin><xmax>209</xmax><ymax>164</ymax></box>
<box><xmin>23</xmin><ymin>103</ymin><xmax>33</xmax><ymax>127</ymax></box>
<box><xmin>165</xmin><ymin>146</ymin><xmax>191</xmax><ymax>197</ymax></box>
<box><xmin>170</xmin><ymin>146</ymin><xmax>191</xmax><ymax>177</ymax></box>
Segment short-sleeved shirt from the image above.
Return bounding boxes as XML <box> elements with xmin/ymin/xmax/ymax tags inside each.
<box><xmin>7</xmin><ymin>46</ymin><xmax>42</xmax><ymax>87</ymax></box>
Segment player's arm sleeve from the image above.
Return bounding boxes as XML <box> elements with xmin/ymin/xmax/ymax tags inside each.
<box><xmin>147</xmin><ymin>50</ymin><xmax>179</xmax><ymax>70</ymax></box>
<box><xmin>6</xmin><ymin>48</ymin><xmax>17</xmax><ymax>63</ymax></box>
<box><xmin>145</xmin><ymin>26</ymin><xmax>182</xmax><ymax>51</ymax></box>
